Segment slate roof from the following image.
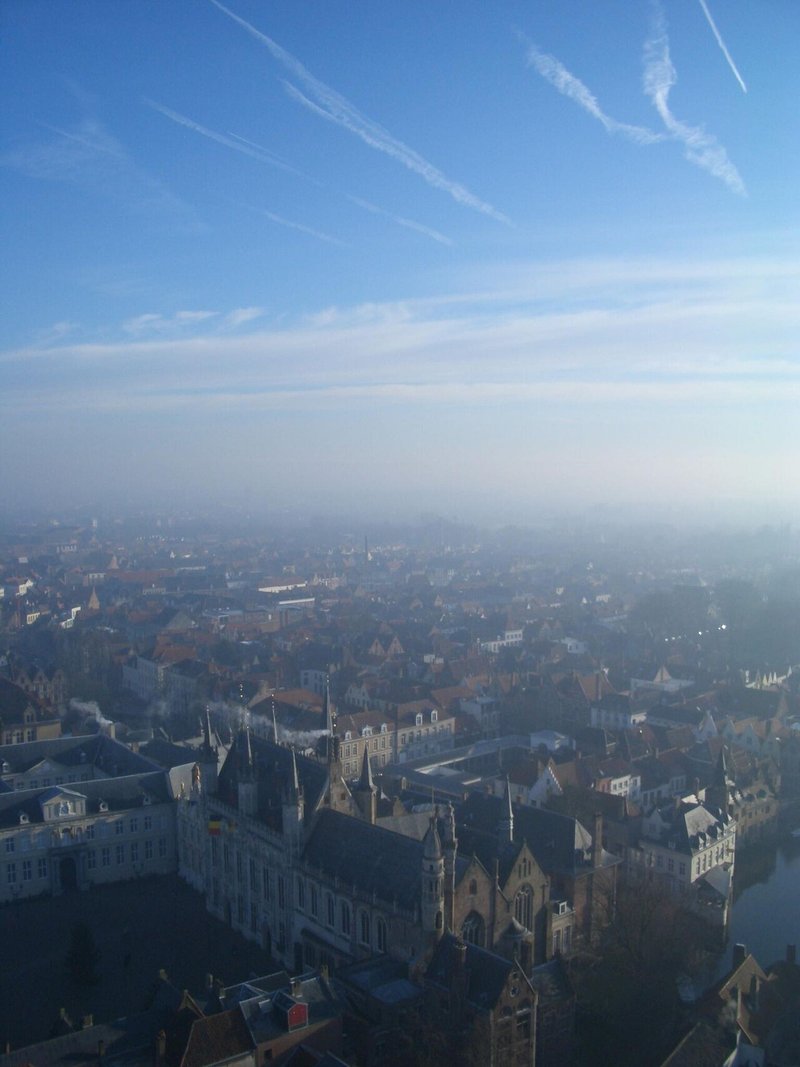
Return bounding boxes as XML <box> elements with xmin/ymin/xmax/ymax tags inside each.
<box><xmin>0</xmin><ymin>735</ymin><xmax>159</xmax><ymax>777</ymax></box>
<box><xmin>302</xmin><ymin>808</ymin><xmax>424</xmax><ymax>911</ymax></box>
<box><xmin>459</xmin><ymin>793</ymin><xmax>608</xmax><ymax>876</ymax></box>
<box><xmin>425</xmin><ymin>934</ymin><xmax>523</xmax><ymax>1011</ymax></box>
<box><xmin>529</xmin><ymin>957</ymin><xmax>574</xmax><ymax>1005</ymax></box>
<box><xmin>216</xmin><ymin>734</ymin><xmax>328</xmax><ymax>823</ymax></box>
<box><xmin>0</xmin><ymin>770</ymin><xmax>172</xmax><ymax>828</ymax></box>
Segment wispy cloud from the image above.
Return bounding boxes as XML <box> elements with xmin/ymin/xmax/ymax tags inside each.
<box><xmin>209</xmin><ymin>0</ymin><xmax>509</xmax><ymax>224</ymax></box>
<box><xmin>697</xmin><ymin>0</ymin><xmax>747</xmax><ymax>94</ymax></box>
<box><xmin>243</xmin><ymin>205</ymin><xmax>346</xmax><ymax>246</ymax></box>
<box><xmin>523</xmin><ymin>40</ymin><xmax>664</xmax><ymax>145</ymax></box>
<box><xmin>226</xmin><ymin>307</ymin><xmax>265</xmax><ymax>328</ymax></box>
<box><xmin>348</xmin><ymin>196</ymin><xmax>453</xmax><ymax>246</ymax></box>
<box><xmin>145</xmin><ymin>99</ymin><xmax>309</xmax><ymax>179</ymax></box>
<box><xmin>5</xmin><ymin>255</ymin><xmax>797</xmax><ymax>416</ymax></box>
<box><xmin>643</xmin><ymin>7</ymin><xmax>746</xmax><ymax>195</ymax></box>
<box><xmin>123</xmin><ymin>310</ymin><xmax>218</xmax><ymax>335</ymax></box>
<box><xmin>0</xmin><ymin>118</ymin><xmax>193</xmax><ymax>218</ymax></box>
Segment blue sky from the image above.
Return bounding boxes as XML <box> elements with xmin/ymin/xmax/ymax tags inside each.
<box><xmin>2</xmin><ymin>0</ymin><xmax>798</xmax><ymax>521</ymax></box>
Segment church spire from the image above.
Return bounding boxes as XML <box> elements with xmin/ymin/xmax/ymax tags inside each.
<box><xmin>357</xmin><ymin>745</ymin><xmax>374</xmax><ymax>792</ymax></box>
<box><xmin>498</xmin><ymin>775</ymin><xmax>514</xmax><ymax>845</ymax></box>
<box><xmin>353</xmin><ymin>746</ymin><xmax>377</xmax><ymax>824</ymax></box>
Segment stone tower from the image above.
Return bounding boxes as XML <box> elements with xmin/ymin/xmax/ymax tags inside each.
<box><xmin>422</xmin><ymin>814</ymin><xmax>445</xmax><ymax>940</ymax></box>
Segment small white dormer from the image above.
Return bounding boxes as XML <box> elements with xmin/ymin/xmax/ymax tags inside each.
<box><xmin>415</xmin><ymin>713</ymin><xmax>423</xmax><ymax>726</ymax></box>
<box><xmin>430</xmin><ymin>710</ymin><xmax>438</xmax><ymax>723</ymax></box>
<box><xmin>99</xmin><ymin>800</ymin><xmax>109</xmax><ymax>813</ymax></box>
<box><xmin>142</xmin><ymin>795</ymin><xmax>151</xmax><ymax>806</ymax></box>
<box><xmin>344</xmin><ymin>731</ymin><xmax>352</xmax><ymax>741</ymax></box>
<box><xmin>361</xmin><ymin>726</ymin><xmax>372</xmax><ymax>738</ymax></box>
<box><xmin>19</xmin><ymin>813</ymin><xmax>29</xmax><ymax>825</ymax></box>
<box><xmin>380</xmin><ymin>723</ymin><xmax>387</xmax><ymax>733</ymax></box>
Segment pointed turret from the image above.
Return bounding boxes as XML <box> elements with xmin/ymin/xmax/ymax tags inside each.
<box><xmin>237</xmin><ymin>721</ymin><xmax>258</xmax><ymax>817</ymax></box>
<box><xmin>353</xmin><ymin>747</ymin><xmax>377</xmax><ymax>824</ymax></box>
<box><xmin>498</xmin><ymin>776</ymin><xmax>514</xmax><ymax>845</ymax></box>
<box><xmin>443</xmin><ymin>801</ymin><xmax>457</xmax><ymax>931</ymax></box>
<box><xmin>358</xmin><ymin>746</ymin><xmax>374</xmax><ymax>792</ymax></box>
<box><xmin>282</xmin><ymin>747</ymin><xmax>305</xmax><ymax>849</ymax></box>
<box><xmin>422</xmin><ymin>814</ymin><xmax>444</xmax><ymax>940</ymax></box>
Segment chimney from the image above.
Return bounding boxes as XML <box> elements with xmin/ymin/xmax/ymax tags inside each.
<box><xmin>787</xmin><ymin>944</ymin><xmax>797</xmax><ymax>965</ymax></box>
<box><xmin>732</xmin><ymin>943</ymin><xmax>747</xmax><ymax>969</ymax></box>
<box><xmin>592</xmin><ymin>812</ymin><xmax>603</xmax><ymax>868</ymax></box>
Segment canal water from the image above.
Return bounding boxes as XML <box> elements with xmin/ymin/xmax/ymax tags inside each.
<box><xmin>714</xmin><ymin>832</ymin><xmax>800</xmax><ymax>975</ymax></box>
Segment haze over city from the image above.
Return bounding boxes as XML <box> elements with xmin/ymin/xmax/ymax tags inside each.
<box><xmin>2</xmin><ymin>1</ymin><xmax>798</xmax><ymax>520</ymax></box>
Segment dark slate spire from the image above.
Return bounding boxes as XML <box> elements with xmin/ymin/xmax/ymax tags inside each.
<box><xmin>356</xmin><ymin>745</ymin><xmax>375</xmax><ymax>793</ymax></box>
<box><xmin>498</xmin><ymin>775</ymin><xmax>514</xmax><ymax>845</ymax></box>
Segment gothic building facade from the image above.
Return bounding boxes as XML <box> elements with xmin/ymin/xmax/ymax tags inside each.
<box><xmin>179</xmin><ymin>704</ymin><xmax>617</xmax><ymax>978</ymax></box>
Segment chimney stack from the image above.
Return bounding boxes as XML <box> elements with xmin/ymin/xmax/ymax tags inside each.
<box><xmin>592</xmin><ymin>812</ymin><xmax>603</xmax><ymax>868</ymax></box>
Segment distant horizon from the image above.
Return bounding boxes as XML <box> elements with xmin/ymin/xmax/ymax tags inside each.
<box><xmin>3</xmin><ymin>2</ymin><xmax>797</xmax><ymax>512</ymax></box>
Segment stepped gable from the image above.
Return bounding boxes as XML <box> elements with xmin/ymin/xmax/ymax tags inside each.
<box><xmin>302</xmin><ymin>808</ymin><xmax>425</xmax><ymax>911</ymax></box>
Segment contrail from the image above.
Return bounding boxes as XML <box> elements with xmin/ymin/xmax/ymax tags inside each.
<box><xmin>145</xmin><ymin>98</ymin><xmax>309</xmax><ymax>179</ymax></box>
<box><xmin>347</xmin><ymin>195</ymin><xmax>454</xmax><ymax>247</ymax></box>
<box><xmin>244</xmin><ymin>204</ymin><xmax>346</xmax><ymax>246</ymax></box>
<box><xmin>643</xmin><ymin>8</ymin><xmax>745</xmax><ymax>195</ymax></box>
<box><xmin>209</xmin><ymin>0</ymin><xmax>509</xmax><ymax>224</ymax></box>
<box><xmin>697</xmin><ymin>0</ymin><xmax>747</xmax><ymax>94</ymax></box>
<box><xmin>523</xmin><ymin>40</ymin><xmax>664</xmax><ymax>145</ymax></box>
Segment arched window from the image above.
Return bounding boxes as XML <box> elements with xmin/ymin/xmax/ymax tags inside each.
<box><xmin>376</xmin><ymin>917</ymin><xmax>387</xmax><ymax>953</ymax></box>
<box><xmin>360</xmin><ymin>910</ymin><xmax>370</xmax><ymax>945</ymax></box>
<box><xmin>340</xmin><ymin>900</ymin><xmax>351</xmax><ymax>935</ymax></box>
<box><xmin>326</xmin><ymin>893</ymin><xmax>335</xmax><ymax>927</ymax></box>
<box><xmin>514</xmin><ymin>884</ymin><xmax>533</xmax><ymax>931</ymax></box>
<box><xmin>461</xmin><ymin>911</ymin><xmax>485</xmax><ymax>947</ymax></box>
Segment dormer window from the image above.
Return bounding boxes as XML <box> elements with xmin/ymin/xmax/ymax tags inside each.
<box><xmin>344</xmin><ymin>731</ymin><xmax>352</xmax><ymax>741</ymax></box>
<box><xmin>380</xmin><ymin>723</ymin><xmax>387</xmax><ymax>733</ymax></box>
<box><xmin>430</xmin><ymin>710</ymin><xmax>438</xmax><ymax>723</ymax></box>
<box><xmin>415</xmin><ymin>713</ymin><xmax>423</xmax><ymax>726</ymax></box>
<box><xmin>19</xmin><ymin>813</ymin><xmax>29</xmax><ymax>825</ymax></box>
<box><xmin>99</xmin><ymin>800</ymin><xmax>109</xmax><ymax>813</ymax></box>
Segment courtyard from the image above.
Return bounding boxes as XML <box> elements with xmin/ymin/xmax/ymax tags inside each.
<box><xmin>0</xmin><ymin>874</ymin><xmax>276</xmax><ymax>1050</ymax></box>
